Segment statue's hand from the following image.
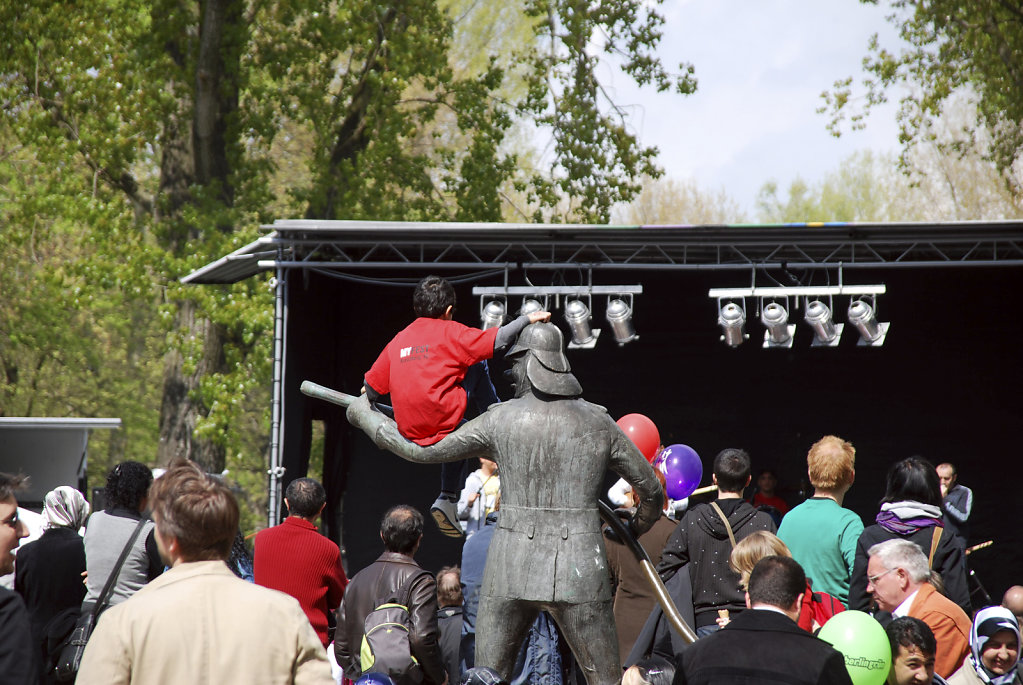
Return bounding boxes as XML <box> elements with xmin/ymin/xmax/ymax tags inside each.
<box><xmin>602</xmin><ymin>507</ymin><xmax>636</xmax><ymax>546</ymax></box>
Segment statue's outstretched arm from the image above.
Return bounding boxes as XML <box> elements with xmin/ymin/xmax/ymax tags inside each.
<box><xmin>346</xmin><ymin>394</ymin><xmax>489</xmax><ymax>464</ymax></box>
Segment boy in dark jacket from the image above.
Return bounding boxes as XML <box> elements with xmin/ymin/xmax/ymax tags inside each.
<box><xmin>656</xmin><ymin>448</ymin><xmax>776</xmax><ymax>636</ymax></box>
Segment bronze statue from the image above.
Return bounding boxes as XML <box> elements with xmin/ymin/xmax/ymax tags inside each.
<box><xmin>332</xmin><ymin>323</ymin><xmax>663</xmax><ymax>685</ymax></box>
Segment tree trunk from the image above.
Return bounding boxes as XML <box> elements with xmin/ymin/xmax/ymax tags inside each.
<box><xmin>157</xmin><ymin>300</ymin><xmax>228</xmax><ymax>472</ymax></box>
<box><xmin>155</xmin><ymin>0</ymin><xmax>242</xmax><ymax>473</ymax></box>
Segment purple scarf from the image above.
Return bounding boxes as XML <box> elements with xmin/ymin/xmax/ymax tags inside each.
<box><xmin>875</xmin><ymin>501</ymin><xmax>943</xmax><ymax>536</ymax></box>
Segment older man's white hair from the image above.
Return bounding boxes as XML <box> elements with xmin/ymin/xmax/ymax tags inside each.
<box><xmin>868</xmin><ymin>538</ymin><xmax>930</xmax><ymax>583</ymax></box>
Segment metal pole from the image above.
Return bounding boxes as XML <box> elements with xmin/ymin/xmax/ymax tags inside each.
<box><xmin>597</xmin><ymin>501</ymin><xmax>697</xmax><ymax>644</ymax></box>
<box><xmin>267</xmin><ymin>268</ymin><xmax>288</xmax><ymax>528</ymax></box>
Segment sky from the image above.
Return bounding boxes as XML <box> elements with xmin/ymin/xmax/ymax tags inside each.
<box><xmin>606</xmin><ymin>0</ymin><xmax>906</xmax><ymax>216</ymax></box>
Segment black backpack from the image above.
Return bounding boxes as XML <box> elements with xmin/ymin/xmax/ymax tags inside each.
<box><xmin>359</xmin><ymin>570</ymin><xmax>432</xmax><ymax>685</ymax></box>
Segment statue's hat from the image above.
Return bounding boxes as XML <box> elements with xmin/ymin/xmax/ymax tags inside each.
<box><xmin>506</xmin><ymin>323</ymin><xmax>582</xmax><ymax>397</ymax></box>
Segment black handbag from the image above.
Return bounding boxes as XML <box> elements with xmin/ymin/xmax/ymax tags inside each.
<box><xmin>53</xmin><ymin>517</ymin><xmax>149</xmax><ymax>682</ymax></box>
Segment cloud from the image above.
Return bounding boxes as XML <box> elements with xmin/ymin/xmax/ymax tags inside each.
<box><xmin>613</xmin><ymin>0</ymin><xmax>904</xmax><ymax>213</ymax></box>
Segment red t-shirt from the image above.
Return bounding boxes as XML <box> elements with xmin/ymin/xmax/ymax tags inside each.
<box><xmin>752</xmin><ymin>492</ymin><xmax>789</xmax><ymax>514</ymax></box>
<box><xmin>364</xmin><ymin>317</ymin><xmax>498</xmax><ymax>445</ymax></box>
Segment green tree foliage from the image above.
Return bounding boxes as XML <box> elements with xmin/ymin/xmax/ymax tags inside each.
<box><xmin>820</xmin><ymin>1</ymin><xmax>1023</xmax><ymax>193</ymax></box>
<box><xmin>517</xmin><ymin>0</ymin><xmax>698</xmax><ymax>222</ymax></box>
<box><xmin>0</xmin><ymin>117</ymin><xmax>164</xmax><ymax>464</ymax></box>
<box><xmin>0</xmin><ymin>0</ymin><xmax>688</xmax><ymax>525</ymax></box>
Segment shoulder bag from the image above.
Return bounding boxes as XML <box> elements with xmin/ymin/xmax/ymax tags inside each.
<box><xmin>53</xmin><ymin>516</ymin><xmax>149</xmax><ymax>682</ymax></box>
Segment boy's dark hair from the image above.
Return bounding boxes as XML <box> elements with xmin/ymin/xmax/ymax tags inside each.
<box><xmin>747</xmin><ymin>555</ymin><xmax>805</xmax><ymax>609</ymax></box>
<box><xmin>285</xmin><ymin>477</ymin><xmax>326</xmax><ymax>518</ymax></box>
<box><xmin>881</xmin><ymin>457</ymin><xmax>942</xmax><ymax>507</ymax></box>
<box><xmin>713</xmin><ymin>448</ymin><xmax>751</xmax><ymax>493</ymax></box>
<box><xmin>413</xmin><ymin>275</ymin><xmax>456</xmax><ymax>318</ymax></box>
<box><xmin>381</xmin><ymin>505</ymin><xmax>425</xmax><ymax>555</ymax></box>
<box><xmin>886</xmin><ymin>616</ymin><xmax>937</xmax><ymax>657</ymax></box>
<box><xmin>630</xmin><ymin>656</ymin><xmax>675</xmax><ymax>685</ymax></box>
<box><xmin>104</xmin><ymin>461</ymin><xmax>154</xmax><ymax>511</ymax></box>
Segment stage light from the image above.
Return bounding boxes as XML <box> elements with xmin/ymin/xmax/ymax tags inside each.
<box><xmin>564</xmin><ymin>299</ymin><xmax>596</xmax><ymax>347</ymax></box>
<box><xmin>804</xmin><ymin>300</ymin><xmax>843</xmax><ymax>347</ymax></box>
<box><xmin>606</xmin><ymin>298</ymin><xmax>638</xmax><ymax>345</ymax></box>
<box><xmin>761</xmin><ymin>302</ymin><xmax>794</xmax><ymax>348</ymax></box>
<box><xmin>718</xmin><ymin>301</ymin><xmax>747</xmax><ymax>347</ymax></box>
<box><xmin>848</xmin><ymin>299</ymin><xmax>889</xmax><ymax>346</ymax></box>
<box><xmin>520</xmin><ymin>298</ymin><xmax>544</xmax><ymax>317</ymax></box>
<box><xmin>480</xmin><ymin>300</ymin><xmax>506</xmax><ymax>330</ymax></box>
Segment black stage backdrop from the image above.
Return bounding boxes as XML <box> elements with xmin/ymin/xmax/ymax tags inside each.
<box><xmin>283</xmin><ymin>266</ymin><xmax>1022</xmax><ymax>603</ymax></box>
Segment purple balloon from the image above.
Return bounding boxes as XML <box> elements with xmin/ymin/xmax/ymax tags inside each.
<box><xmin>659</xmin><ymin>444</ymin><xmax>703</xmax><ymax>500</ymax></box>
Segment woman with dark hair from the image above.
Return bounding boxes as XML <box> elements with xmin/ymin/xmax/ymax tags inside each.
<box><xmin>82</xmin><ymin>461</ymin><xmax>164</xmax><ymax>612</ymax></box>
<box><xmin>848</xmin><ymin>457</ymin><xmax>970</xmax><ymax>614</ymax></box>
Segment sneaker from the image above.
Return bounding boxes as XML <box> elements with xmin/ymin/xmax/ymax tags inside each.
<box><xmin>430</xmin><ymin>496</ymin><xmax>465</xmax><ymax>539</ymax></box>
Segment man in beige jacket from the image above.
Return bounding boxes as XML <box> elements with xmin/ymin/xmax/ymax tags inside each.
<box><xmin>78</xmin><ymin>461</ymin><xmax>333</xmax><ymax>685</ymax></box>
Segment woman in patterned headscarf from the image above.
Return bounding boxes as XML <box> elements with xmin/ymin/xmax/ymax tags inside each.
<box><xmin>14</xmin><ymin>487</ymin><xmax>91</xmax><ymax>684</ymax></box>
<box><xmin>42</xmin><ymin>486</ymin><xmax>91</xmax><ymax>531</ymax></box>
<box><xmin>947</xmin><ymin>606</ymin><xmax>1022</xmax><ymax>685</ymax></box>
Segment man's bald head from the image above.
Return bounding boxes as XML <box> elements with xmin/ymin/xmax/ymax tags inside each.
<box><xmin>1002</xmin><ymin>585</ymin><xmax>1023</xmax><ymax>623</ymax></box>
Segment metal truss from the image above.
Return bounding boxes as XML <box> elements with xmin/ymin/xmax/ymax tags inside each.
<box><xmin>183</xmin><ymin>220</ymin><xmax>1023</xmax><ymax>284</ymax></box>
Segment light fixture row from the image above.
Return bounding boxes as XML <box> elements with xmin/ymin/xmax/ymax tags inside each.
<box><xmin>709</xmin><ymin>285</ymin><xmax>889</xmax><ymax>348</ymax></box>
<box><xmin>472</xmin><ymin>285</ymin><xmax>643</xmax><ymax>347</ymax></box>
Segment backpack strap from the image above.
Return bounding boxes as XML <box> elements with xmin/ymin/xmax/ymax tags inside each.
<box><xmin>928</xmin><ymin>527</ymin><xmax>942</xmax><ymax>569</ymax></box>
<box><xmin>709</xmin><ymin>502</ymin><xmax>737</xmax><ymax>549</ymax></box>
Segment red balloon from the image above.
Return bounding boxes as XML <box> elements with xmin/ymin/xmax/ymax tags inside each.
<box><xmin>616</xmin><ymin>413</ymin><xmax>660</xmax><ymax>462</ymax></box>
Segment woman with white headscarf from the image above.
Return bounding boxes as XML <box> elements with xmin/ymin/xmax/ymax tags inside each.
<box><xmin>947</xmin><ymin>606</ymin><xmax>1022</xmax><ymax>685</ymax></box>
<box><xmin>14</xmin><ymin>486</ymin><xmax>91</xmax><ymax>684</ymax></box>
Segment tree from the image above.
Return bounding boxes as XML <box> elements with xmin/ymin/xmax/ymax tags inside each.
<box><xmin>0</xmin><ymin>0</ymin><xmax>690</xmax><ymax>484</ymax></box>
<box><xmin>755</xmin><ymin>151</ymin><xmax>909</xmax><ymax>223</ymax></box>
<box><xmin>896</xmin><ymin>94</ymin><xmax>1023</xmax><ymax>219</ymax></box>
<box><xmin>516</xmin><ymin>0</ymin><xmax>697</xmax><ymax>222</ymax></box>
<box><xmin>754</xmin><ymin>144</ymin><xmax>1022</xmax><ymax>224</ymax></box>
<box><xmin>613</xmin><ymin>176</ymin><xmax>747</xmax><ymax>225</ymax></box>
<box><xmin>820</xmin><ymin>1</ymin><xmax>1023</xmax><ymax>194</ymax></box>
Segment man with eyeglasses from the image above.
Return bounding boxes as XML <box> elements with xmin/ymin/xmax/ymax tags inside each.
<box><xmin>0</xmin><ymin>471</ymin><xmax>37</xmax><ymax>684</ymax></box>
<box><xmin>867</xmin><ymin>539</ymin><xmax>971</xmax><ymax>679</ymax></box>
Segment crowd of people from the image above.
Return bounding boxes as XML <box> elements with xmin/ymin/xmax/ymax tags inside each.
<box><xmin>0</xmin><ymin>276</ymin><xmax>1014</xmax><ymax>685</ymax></box>
<box><xmin>0</xmin><ymin>438</ymin><xmax>1014</xmax><ymax>685</ymax></box>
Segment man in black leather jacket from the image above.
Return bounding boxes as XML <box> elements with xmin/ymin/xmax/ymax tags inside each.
<box><xmin>334</xmin><ymin>505</ymin><xmax>445</xmax><ymax>685</ymax></box>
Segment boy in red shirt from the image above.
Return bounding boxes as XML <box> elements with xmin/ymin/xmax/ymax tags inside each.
<box><xmin>363</xmin><ymin>275</ymin><xmax>549</xmax><ymax>537</ymax></box>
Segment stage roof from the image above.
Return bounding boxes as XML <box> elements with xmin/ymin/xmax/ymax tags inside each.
<box><xmin>182</xmin><ymin>220</ymin><xmax>1023</xmax><ymax>285</ymax></box>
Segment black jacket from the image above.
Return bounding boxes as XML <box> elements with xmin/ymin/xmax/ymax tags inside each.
<box><xmin>0</xmin><ymin>586</ymin><xmax>38</xmax><ymax>685</ymax></box>
<box><xmin>14</xmin><ymin>527</ymin><xmax>87</xmax><ymax>684</ymax></box>
<box><xmin>437</xmin><ymin>605</ymin><xmax>462</xmax><ymax>685</ymax></box>
<box><xmin>848</xmin><ymin>523</ymin><xmax>970</xmax><ymax>615</ymax></box>
<box><xmin>334</xmin><ymin>552</ymin><xmax>445</xmax><ymax>685</ymax></box>
<box><xmin>673</xmin><ymin>609</ymin><xmax>853</xmax><ymax>685</ymax></box>
<box><xmin>657</xmin><ymin>499</ymin><xmax>776</xmax><ymax>627</ymax></box>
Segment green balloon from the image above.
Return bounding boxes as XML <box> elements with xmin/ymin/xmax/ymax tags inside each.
<box><xmin>817</xmin><ymin>610</ymin><xmax>891</xmax><ymax>685</ymax></box>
